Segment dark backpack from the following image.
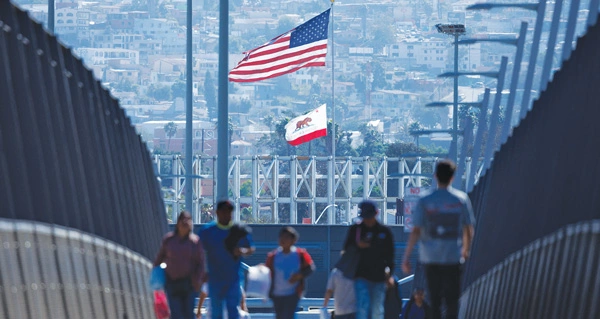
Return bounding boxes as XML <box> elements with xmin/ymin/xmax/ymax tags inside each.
<box><xmin>384</xmin><ymin>281</ymin><xmax>403</xmax><ymax>319</ymax></box>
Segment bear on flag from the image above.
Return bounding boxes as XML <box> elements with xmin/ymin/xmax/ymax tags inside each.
<box><xmin>284</xmin><ymin>104</ymin><xmax>328</xmax><ymax>146</ymax></box>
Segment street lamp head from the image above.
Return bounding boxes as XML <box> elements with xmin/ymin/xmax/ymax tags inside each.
<box><xmin>466</xmin><ymin>3</ymin><xmax>496</xmax><ymax>10</ymax></box>
<box><xmin>435</xmin><ymin>23</ymin><xmax>466</xmax><ymax>35</ymax></box>
<box><xmin>458</xmin><ymin>37</ymin><xmax>518</xmax><ymax>46</ymax></box>
<box><xmin>467</xmin><ymin>3</ymin><xmax>539</xmax><ymax>11</ymax></box>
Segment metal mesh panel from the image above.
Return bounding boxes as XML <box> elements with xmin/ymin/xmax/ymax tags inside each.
<box><xmin>462</xmin><ymin>220</ymin><xmax>600</xmax><ymax>318</ymax></box>
<box><xmin>13</xmin><ymin>224</ymin><xmax>47</xmax><ymax>319</ymax></box>
<box><xmin>0</xmin><ymin>219</ymin><xmax>154</xmax><ymax>319</ymax></box>
<box><xmin>0</xmin><ymin>222</ymin><xmax>28</xmax><ymax>318</ymax></box>
<box><xmin>461</xmin><ymin>13</ymin><xmax>600</xmax><ymax>318</ymax></box>
<box><xmin>0</xmin><ymin>2</ymin><xmax>167</xmax><ymax>259</ymax></box>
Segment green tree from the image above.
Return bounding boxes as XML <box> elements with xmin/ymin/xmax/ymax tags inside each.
<box><xmin>147</xmin><ymin>84</ymin><xmax>171</xmax><ymax>101</ymax></box>
<box><xmin>357</xmin><ymin>124</ymin><xmax>387</xmax><ymax>157</ymax></box>
<box><xmin>385</xmin><ymin>141</ymin><xmax>428</xmax><ymax>157</ymax></box>
<box><xmin>240</xmin><ymin>180</ymin><xmax>253</xmax><ymax>197</ymax></box>
<box><xmin>232</xmin><ymin>98</ymin><xmax>252</xmax><ymax>114</ymax></box>
<box><xmin>164</xmin><ymin>122</ymin><xmax>178</xmax><ymax>150</ymax></box>
<box><xmin>256</xmin><ymin>117</ymin><xmax>292</xmax><ymax>156</ymax></box>
<box><xmin>353</xmin><ymin>185</ymin><xmax>382</xmax><ymax>197</ymax></box>
<box><xmin>370</xmin><ymin>62</ymin><xmax>388</xmax><ymax>90</ymax></box>
<box><xmin>369</xmin><ymin>24</ymin><xmax>396</xmax><ymax>53</ymax></box>
<box><xmin>241</xmin><ymin>206</ymin><xmax>254</xmax><ymax>223</ymax></box>
<box><xmin>157</xmin><ymin>2</ymin><xmax>168</xmax><ymax>17</ymax></box>
<box><xmin>336</xmin><ymin>131</ymin><xmax>359</xmax><ymax>157</ymax></box>
<box><xmin>276</xmin><ymin>16</ymin><xmax>297</xmax><ymax>35</ymax></box>
<box><xmin>171</xmin><ymin>81</ymin><xmax>186</xmax><ymax>99</ymax></box>
<box><xmin>360</xmin><ymin>62</ymin><xmax>387</xmax><ymax>90</ymax></box>
<box><xmin>113</xmin><ymin>79</ymin><xmax>136</xmax><ymax>92</ymax></box>
<box><xmin>408</xmin><ymin>121</ymin><xmax>422</xmax><ymax>143</ymax></box>
<box><xmin>310</xmin><ymin>82</ymin><xmax>322</xmax><ymax>96</ymax></box>
<box><xmin>204</xmin><ymin>71</ymin><xmax>217</xmax><ymax>119</ymax></box>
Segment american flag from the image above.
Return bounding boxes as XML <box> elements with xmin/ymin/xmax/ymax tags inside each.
<box><xmin>228</xmin><ymin>9</ymin><xmax>330</xmax><ymax>83</ymax></box>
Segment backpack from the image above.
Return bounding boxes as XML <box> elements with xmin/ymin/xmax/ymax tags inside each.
<box><xmin>384</xmin><ymin>280</ymin><xmax>403</xmax><ymax>319</ymax></box>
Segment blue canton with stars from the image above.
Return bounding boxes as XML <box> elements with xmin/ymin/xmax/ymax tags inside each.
<box><xmin>289</xmin><ymin>9</ymin><xmax>330</xmax><ymax>48</ymax></box>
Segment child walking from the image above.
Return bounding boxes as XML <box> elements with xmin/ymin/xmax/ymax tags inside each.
<box><xmin>323</xmin><ymin>266</ymin><xmax>356</xmax><ymax>319</ymax></box>
<box><xmin>265</xmin><ymin>227</ymin><xmax>316</xmax><ymax>319</ymax></box>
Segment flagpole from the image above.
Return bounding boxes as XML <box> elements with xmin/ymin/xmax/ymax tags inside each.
<box><xmin>329</xmin><ymin>0</ymin><xmax>336</xmax><ymax>225</ymax></box>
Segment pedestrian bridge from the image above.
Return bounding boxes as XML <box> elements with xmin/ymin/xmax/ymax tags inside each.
<box><xmin>2</xmin><ymin>1</ymin><xmax>600</xmax><ymax>318</ymax></box>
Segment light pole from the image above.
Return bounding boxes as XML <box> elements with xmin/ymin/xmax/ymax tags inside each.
<box><xmin>456</xmin><ymin>22</ymin><xmax>528</xmax><ymax>146</ymax></box>
<box><xmin>217</xmin><ymin>0</ymin><xmax>230</xmax><ymax>202</ymax></box>
<box><xmin>424</xmin><ymin>94</ymin><xmax>491</xmax><ymax>191</ymax></box>
<box><xmin>435</xmin><ymin>23</ymin><xmax>466</xmax><ymax>164</ymax></box>
<box><xmin>48</xmin><ymin>0</ymin><xmax>54</xmax><ymax>33</ymax></box>
<box><xmin>185</xmin><ymin>0</ymin><xmax>194</xmax><ymax>216</ymax></box>
<box><xmin>468</xmin><ymin>89</ymin><xmax>491</xmax><ymax>192</ymax></box>
<box><xmin>437</xmin><ymin>57</ymin><xmax>509</xmax><ymax>178</ymax></box>
<box><xmin>467</xmin><ymin>1</ymin><xmax>547</xmax><ymax>120</ymax></box>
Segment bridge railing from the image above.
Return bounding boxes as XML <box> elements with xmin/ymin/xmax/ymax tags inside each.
<box><xmin>155</xmin><ymin>155</ymin><xmax>472</xmax><ymax>224</ymax></box>
<box><xmin>0</xmin><ymin>218</ymin><xmax>154</xmax><ymax>319</ymax></box>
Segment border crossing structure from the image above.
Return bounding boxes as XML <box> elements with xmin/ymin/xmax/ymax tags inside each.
<box><xmin>153</xmin><ymin>155</ymin><xmax>468</xmax><ymax>224</ymax></box>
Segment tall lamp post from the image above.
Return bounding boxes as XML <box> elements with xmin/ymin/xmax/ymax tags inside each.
<box><xmin>185</xmin><ymin>0</ymin><xmax>194</xmax><ymax>218</ymax></box>
<box><xmin>436</xmin><ymin>56</ymin><xmax>508</xmax><ymax>185</ymax></box>
<box><xmin>418</xmin><ymin>70</ymin><xmax>500</xmax><ymax>190</ymax></box>
<box><xmin>467</xmin><ymin>1</ymin><xmax>547</xmax><ymax>120</ymax></box>
<box><xmin>457</xmin><ymin>22</ymin><xmax>528</xmax><ymax>146</ymax></box>
<box><xmin>48</xmin><ymin>0</ymin><xmax>54</xmax><ymax>33</ymax></box>
<box><xmin>435</xmin><ymin>24</ymin><xmax>466</xmax><ymax>164</ymax></box>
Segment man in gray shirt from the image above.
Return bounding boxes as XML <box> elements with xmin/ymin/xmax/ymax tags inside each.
<box><xmin>402</xmin><ymin>160</ymin><xmax>475</xmax><ymax>319</ymax></box>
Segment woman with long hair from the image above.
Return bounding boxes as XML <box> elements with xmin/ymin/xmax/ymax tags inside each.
<box><xmin>154</xmin><ymin>211</ymin><xmax>206</xmax><ymax>319</ymax></box>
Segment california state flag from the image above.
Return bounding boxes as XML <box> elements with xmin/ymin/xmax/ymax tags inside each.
<box><xmin>285</xmin><ymin>104</ymin><xmax>328</xmax><ymax>146</ymax></box>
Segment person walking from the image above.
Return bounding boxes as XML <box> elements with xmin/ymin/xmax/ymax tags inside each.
<box><xmin>323</xmin><ymin>264</ymin><xmax>356</xmax><ymax>319</ymax></box>
<box><xmin>199</xmin><ymin>200</ymin><xmax>255</xmax><ymax>319</ymax></box>
<box><xmin>265</xmin><ymin>226</ymin><xmax>316</xmax><ymax>319</ymax></box>
<box><xmin>154</xmin><ymin>211</ymin><xmax>206</xmax><ymax>319</ymax></box>
<box><xmin>343</xmin><ymin>200</ymin><xmax>395</xmax><ymax>319</ymax></box>
<box><xmin>401</xmin><ymin>160</ymin><xmax>475</xmax><ymax>319</ymax></box>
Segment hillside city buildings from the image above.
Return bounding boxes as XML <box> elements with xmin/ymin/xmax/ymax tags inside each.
<box><xmin>14</xmin><ymin>0</ymin><xmax>569</xmax><ymax>156</ymax></box>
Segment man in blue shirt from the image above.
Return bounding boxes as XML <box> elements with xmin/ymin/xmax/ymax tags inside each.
<box><xmin>199</xmin><ymin>200</ymin><xmax>255</xmax><ymax>319</ymax></box>
<box><xmin>401</xmin><ymin>160</ymin><xmax>475</xmax><ymax>319</ymax></box>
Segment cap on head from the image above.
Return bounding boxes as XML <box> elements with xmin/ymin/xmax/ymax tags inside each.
<box><xmin>358</xmin><ymin>200</ymin><xmax>377</xmax><ymax>218</ymax></box>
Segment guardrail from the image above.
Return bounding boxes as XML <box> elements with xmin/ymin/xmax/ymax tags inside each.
<box><xmin>201</xmin><ymin>265</ymin><xmax>414</xmax><ymax>318</ymax></box>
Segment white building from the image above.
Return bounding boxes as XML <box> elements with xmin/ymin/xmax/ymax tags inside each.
<box><xmin>75</xmin><ymin>48</ymin><xmax>140</xmax><ymax>66</ymax></box>
<box><xmin>55</xmin><ymin>8</ymin><xmax>90</xmax><ymax>43</ymax></box>
<box><xmin>388</xmin><ymin>38</ymin><xmax>447</xmax><ymax>70</ymax></box>
<box><xmin>133</xmin><ymin>18</ymin><xmax>179</xmax><ymax>39</ymax></box>
<box><xmin>93</xmin><ymin>32</ymin><xmax>144</xmax><ymax>49</ymax></box>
